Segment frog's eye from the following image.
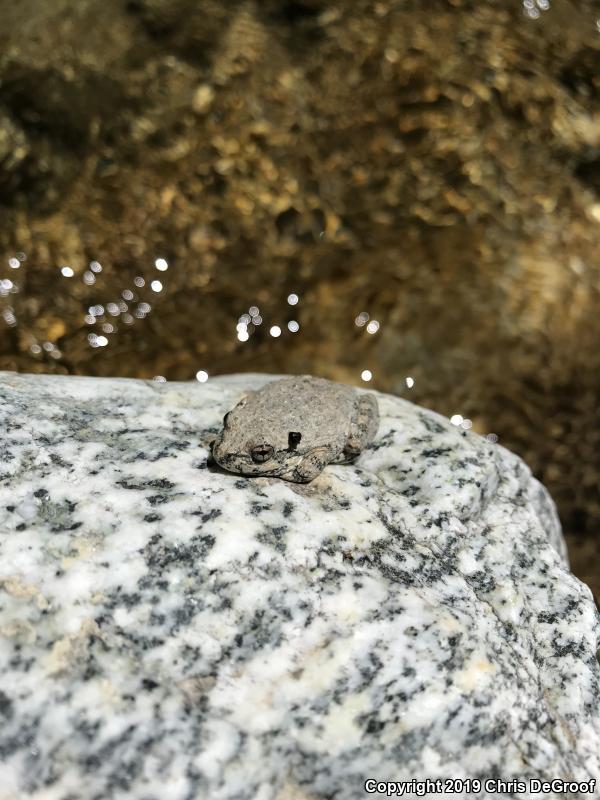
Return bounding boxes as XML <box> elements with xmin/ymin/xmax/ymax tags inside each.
<box><xmin>250</xmin><ymin>444</ymin><xmax>274</xmax><ymax>463</ymax></box>
<box><xmin>288</xmin><ymin>431</ymin><xmax>302</xmax><ymax>450</ymax></box>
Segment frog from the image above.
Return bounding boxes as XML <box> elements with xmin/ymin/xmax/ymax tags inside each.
<box><xmin>210</xmin><ymin>375</ymin><xmax>379</xmax><ymax>483</ymax></box>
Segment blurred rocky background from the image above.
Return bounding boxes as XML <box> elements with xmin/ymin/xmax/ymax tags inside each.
<box><xmin>0</xmin><ymin>0</ymin><xmax>599</xmax><ymax>594</ymax></box>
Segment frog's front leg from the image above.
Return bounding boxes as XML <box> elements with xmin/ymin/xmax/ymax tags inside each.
<box><xmin>342</xmin><ymin>393</ymin><xmax>379</xmax><ymax>462</ymax></box>
<box><xmin>289</xmin><ymin>446</ymin><xmax>333</xmax><ymax>483</ymax></box>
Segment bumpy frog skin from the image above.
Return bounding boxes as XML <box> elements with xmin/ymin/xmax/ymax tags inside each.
<box><xmin>210</xmin><ymin>375</ymin><xmax>379</xmax><ymax>483</ymax></box>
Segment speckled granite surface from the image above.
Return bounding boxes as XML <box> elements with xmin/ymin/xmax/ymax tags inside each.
<box><xmin>0</xmin><ymin>372</ymin><xmax>599</xmax><ymax>800</ymax></box>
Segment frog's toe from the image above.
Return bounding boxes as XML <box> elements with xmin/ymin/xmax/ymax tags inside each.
<box><xmin>289</xmin><ymin>448</ymin><xmax>330</xmax><ymax>483</ymax></box>
<box><xmin>342</xmin><ymin>443</ymin><xmax>361</xmax><ymax>463</ymax></box>
<box><xmin>344</xmin><ymin>394</ymin><xmax>379</xmax><ymax>460</ymax></box>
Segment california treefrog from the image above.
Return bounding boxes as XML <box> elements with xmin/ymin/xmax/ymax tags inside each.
<box><xmin>210</xmin><ymin>375</ymin><xmax>379</xmax><ymax>483</ymax></box>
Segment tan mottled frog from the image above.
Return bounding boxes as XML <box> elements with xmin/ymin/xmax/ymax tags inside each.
<box><xmin>210</xmin><ymin>375</ymin><xmax>379</xmax><ymax>483</ymax></box>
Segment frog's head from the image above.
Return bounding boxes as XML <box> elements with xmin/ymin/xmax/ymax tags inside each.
<box><xmin>210</xmin><ymin>393</ymin><xmax>309</xmax><ymax>478</ymax></box>
<box><xmin>211</xmin><ymin>414</ymin><xmax>307</xmax><ymax>478</ymax></box>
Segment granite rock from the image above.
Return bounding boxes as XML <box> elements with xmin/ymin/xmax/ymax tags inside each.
<box><xmin>0</xmin><ymin>371</ymin><xmax>599</xmax><ymax>800</ymax></box>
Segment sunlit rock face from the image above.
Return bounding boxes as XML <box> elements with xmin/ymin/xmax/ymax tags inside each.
<box><xmin>0</xmin><ymin>372</ymin><xmax>599</xmax><ymax>799</ymax></box>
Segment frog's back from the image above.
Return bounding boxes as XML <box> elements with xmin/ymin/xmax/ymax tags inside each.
<box><xmin>248</xmin><ymin>376</ymin><xmax>355</xmax><ymax>441</ymax></box>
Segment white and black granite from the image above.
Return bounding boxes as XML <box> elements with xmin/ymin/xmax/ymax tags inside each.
<box><xmin>0</xmin><ymin>371</ymin><xmax>599</xmax><ymax>800</ymax></box>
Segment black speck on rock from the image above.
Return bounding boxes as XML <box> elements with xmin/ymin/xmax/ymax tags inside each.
<box><xmin>0</xmin><ymin>690</ymin><xmax>14</xmax><ymax>719</ymax></box>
